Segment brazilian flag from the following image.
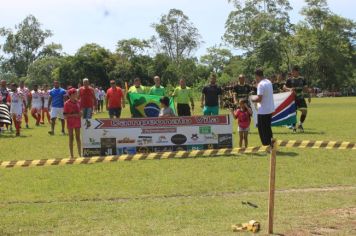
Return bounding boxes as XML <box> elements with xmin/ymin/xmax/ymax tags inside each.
<box><xmin>128</xmin><ymin>93</ymin><xmax>176</xmax><ymax>117</ymax></box>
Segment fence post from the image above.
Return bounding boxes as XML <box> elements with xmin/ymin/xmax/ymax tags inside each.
<box><xmin>268</xmin><ymin>138</ymin><xmax>277</xmax><ymax>234</ymax></box>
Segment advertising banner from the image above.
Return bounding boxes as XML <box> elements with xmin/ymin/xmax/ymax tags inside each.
<box><xmin>82</xmin><ymin>115</ymin><xmax>233</xmax><ymax>157</ymax></box>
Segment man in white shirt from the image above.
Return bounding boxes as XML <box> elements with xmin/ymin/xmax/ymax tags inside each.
<box><xmin>251</xmin><ymin>68</ymin><xmax>275</xmax><ymax>146</ymax></box>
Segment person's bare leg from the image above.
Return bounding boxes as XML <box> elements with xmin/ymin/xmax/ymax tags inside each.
<box><xmin>75</xmin><ymin>128</ymin><xmax>81</xmax><ymax>157</ymax></box>
<box><xmin>49</xmin><ymin>118</ymin><xmax>56</xmax><ymax>134</ymax></box>
<box><xmin>60</xmin><ymin>119</ymin><xmax>65</xmax><ymax>134</ymax></box>
<box><xmin>68</xmin><ymin>128</ymin><xmax>74</xmax><ymax>158</ymax></box>
<box><xmin>239</xmin><ymin>131</ymin><xmax>243</xmax><ymax>148</ymax></box>
<box><xmin>243</xmin><ymin>131</ymin><xmax>248</xmax><ymax>148</ymax></box>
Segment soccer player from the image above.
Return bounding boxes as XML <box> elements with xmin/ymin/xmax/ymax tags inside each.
<box><xmin>7</xmin><ymin>83</ymin><xmax>25</xmax><ymax>136</ymax></box>
<box><xmin>30</xmin><ymin>84</ymin><xmax>43</xmax><ymax>126</ymax></box>
<box><xmin>233</xmin><ymin>74</ymin><xmax>252</xmax><ymax>104</ymax></box>
<box><xmin>48</xmin><ymin>81</ymin><xmax>67</xmax><ymax>135</ymax></box>
<box><xmin>172</xmin><ymin>78</ymin><xmax>194</xmax><ymax>116</ymax></box>
<box><xmin>18</xmin><ymin>81</ymin><xmax>30</xmax><ymax>128</ymax></box>
<box><xmin>201</xmin><ymin>74</ymin><xmax>223</xmax><ymax>115</ymax></box>
<box><xmin>41</xmin><ymin>84</ymin><xmax>51</xmax><ymax>124</ymax></box>
<box><xmin>149</xmin><ymin>76</ymin><xmax>166</xmax><ymax>96</ymax></box>
<box><xmin>284</xmin><ymin>66</ymin><xmax>310</xmax><ymax>132</ymax></box>
<box><xmin>128</xmin><ymin>78</ymin><xmax>146</xmax><ymax>94</ymax></box>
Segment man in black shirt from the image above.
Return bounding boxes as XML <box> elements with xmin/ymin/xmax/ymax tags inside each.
<box><xmin>233</xmin><ymin>74</ymin><xmax>252</xmax><ymax>104</ymax></box>
<box><xmin>283</xmin><ymin>66</ymin><xmax>310</xmax><ymax>132</ymax></box>
<box><xmin>201</xmin><ymin>74</ymin><xmax>222</xmax><ymax>115</ymax></box>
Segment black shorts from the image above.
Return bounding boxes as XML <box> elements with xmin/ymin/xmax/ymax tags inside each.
<box><xmin>296</xmin><ymin>98</ymin><xmax>307</xmax><ymax>110</ymax></box>
<box><xmin>108</xmin><ymin>108</ymin><xmax>122</xmax><ymax>118</ymax></box>
<box><xmin>177</xmin><ymin>103</ymin><xmax>191</xmax><ymax>116</ymax></box>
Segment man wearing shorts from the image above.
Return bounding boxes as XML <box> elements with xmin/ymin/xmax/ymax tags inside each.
<box><xmin>30</xmin><ymin>84</ymin><xmax>43</xmax><ymax>126</ymax></box>
<box><xmin>201</xmin><ymin>74</ymin><xmax>222</xmax><ymax>115</ymax></box>
<box><xmin>7</xmin><ymin>83</ymin><xmax>25</xmax><ymax>136</ymax></box>
<box><xmin>18</xmin><ymin>81</ymin><xmax>30</xmax><ymax>128</ymax></box>
<box><xmin>106</xmin><ymin>80</ymin><xmax>125</xmax><ymax>118</ymax></box>
<box><xmin>48</xmin><ymin>81</ymin><xmax>66</xmax><ymax>135</ymax></box>
<box><xmin>78</xmin><ymin>78</ymin><xmax>96</xmax><ymax>119</ymax></box>
<box><xmin>284</xmin><ymin>66</ymin><xmax>310</xmax><ymax>132</ymax></box>
<box><xmin>172</xmin><ymin>78</ymin><xmax>194</xmax><ymax>116</ymax></box>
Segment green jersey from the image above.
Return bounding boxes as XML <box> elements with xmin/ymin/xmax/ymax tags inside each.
<box><xmin>149</xmin><ymin>85</ymin><xmax>166</xmax><ymax>96</ymax></box>
<box><xmin>172</xmin><ymin>86</ymin><xmax>193</xmax><ymax>104</ymax></box>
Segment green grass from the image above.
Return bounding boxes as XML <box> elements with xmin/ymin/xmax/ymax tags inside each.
<box><xmin>0</xmin><ymin>97</ymin><xmax>356</xmax><ymax>235</ymax></box>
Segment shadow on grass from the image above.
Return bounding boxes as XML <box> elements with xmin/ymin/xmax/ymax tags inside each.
<box><xmin>276</xmin><ymin>151</ymin><xmax>298</xmax><ymax>157</ymax></box>
<box><xmin>272</xmin><ymin>131</ymin><xmax>326</xmax><ymax>135</ymax></box>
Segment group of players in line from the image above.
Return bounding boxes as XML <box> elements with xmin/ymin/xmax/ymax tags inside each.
<box><xmin>225</xmin><ymin>66</ymin><xmax>311</xmax><ymax>133</ymax></box>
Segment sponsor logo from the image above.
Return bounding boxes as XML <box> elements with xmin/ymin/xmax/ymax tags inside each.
<box><xmin>218</xmin><ymin>134</ymin><xmax>233</xmax><ymax>147</ymax></box>
<box><xmin>191</xmin><ymin>134</ymin><xmax>199</xmax><ymax>141</ymax></box>
<box><xmin>173</xmin><ymin>145</ymin><xmax>187</xmax><ymax>151</ymax></box>
<box><xmin>156</xmin><ymin>135</ymin><xmax>169</xmax><ymax>144</ymax></box>
<box><xmin>153</xmin><ymin>146</ymin><xmax>173</xmax><ymax>153</ymax></box>
<box><xmin>137</xmin><ymin>136</ymin><xmax>153</xmax><ymax>145</ymax></box>
<box><xmin>100</xmin><ymin>148</ymin><xmax>117</xmax><ymax>156</ymax></box>
<box><xmin>83</xmin><ymin>148</ymin><xmax>101</xmax><ymax>157</ymax></box>
<box><xmin>117</xmin><ymin>147</ymin><xmax>137</xmax><ymax>155</ymax></box>
<box><xmin>199</xmin><ymin>126</ymin><xmax>211</xmax><ymax>134</ymax></box>
<box><xmin>171</xmin><ymin>134</ymin><xmax>187</xmax><ymax>145</ymax></box>
<box><xmin>204</xmin><ymin>144</ymin><xmax>218</xmax><ymax>150</ymax></box>
<box><xmin>204</xmin><ymin>132</ymin><xmax>218</xmax><ymax>141</ymax></box>
<box><xmin>136</xmin><ymin>147</ymin><xmax>153</xmax><ymax>154</ymax></box>
<box><xmin>187</xmin><ymin>145</ymin><xmax>204</xmax><ymax>151</ymax></box>
<box><xmin>89</xmin><ymin>138</ymin><xmax>100</xmax><ymax>146</ymax></box>
<box><xmin>142</xmin><ymin>127</ymin><xmax>177</xmax><ymax>134</ymax></box>
<box><xmin>117</xmin><ymin>137</ymin><xmax>136</xmax><ymax>144</ymax></box>
<box><xmin>101</xmin><ymin>138</ymin><xmax>117</xmax><ymax>148</ymax></box>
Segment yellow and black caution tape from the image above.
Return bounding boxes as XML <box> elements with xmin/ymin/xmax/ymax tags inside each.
<box><xmin>0</xmin><ymin>146</ymin><xmax>268</xmax><ymax>169</ymax></box>
<box><xmin>1</xmin><ymin>140</ymin><xmax>355</xmax><ymax>169</ymax></box>
<box><xmin>277</xmin><ymin>140</ymin><xmax>356</xmax><ymax>150</ymax></box>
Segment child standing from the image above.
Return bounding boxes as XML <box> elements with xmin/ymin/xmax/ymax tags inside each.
<box><xmin>231</xmin><ymin>99</ymin><xmax>252</xmax><ymax>148</ymax></box>
<box><xmin>7</xmin><ymin>83</ymin><xmax>25</xmax><ymax>136</ymax></box>
<box><xmin>63</xmin><ymin>88</ymin><xmax>82</xmax><ymax>158</ymax></box>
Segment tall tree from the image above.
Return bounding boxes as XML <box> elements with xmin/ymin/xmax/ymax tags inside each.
<box><xmin>152</xmin><ymin>9</ymin><xmax>202</xmax><ymax>64</ymax></box>
<box><xmin>200</xmin><ymin>46</ymin><xmax>233</xmax><ymax>75</ymax></box>
<box><xmin>116</xmin><ymin>38</ymin><xmax>150</xmax><ymax>59</ymax></box>
<box><xmin>224</xmin><ymin>0</ymin><xmax>292</xmax><ymax>72</ymax></box>
<box><xmin>0</xmin><ymin>15</ymin><xmax>59</xmax><ymax>77</ymax></box>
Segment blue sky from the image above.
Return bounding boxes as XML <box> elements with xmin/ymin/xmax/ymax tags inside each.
<box><xmin>0</xmin><ymin>0</ymin><xmax>355</xmax><ymax>57</ymax></box>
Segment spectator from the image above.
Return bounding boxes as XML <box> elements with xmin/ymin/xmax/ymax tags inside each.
<box><xmin>159</xmin><ymin>96</ymin><xmax>175</xmax><ymax>117</ymax></box>
<box><xmin>251</xmin><ymin>68</ymin><xmax>275</xmax><ymax>146</ymax></box>
<box><xmin>78</xmin><ymin>78</ymin><xmax>96</xmax><ymax>119</ymax></box>
<box><xmin>201</xmin><ymin>74</ymin><xmax>223</xmax><ymax>115</ymax></box>
<box><xmin>106</xmin><ymin>80</ymin><xmax>125</xmax><ymax>118</ymax></box>
<box><xmin>63</xmin><ymin>88</ymin><xmax>81</xmax><ymax>158</ymax></box>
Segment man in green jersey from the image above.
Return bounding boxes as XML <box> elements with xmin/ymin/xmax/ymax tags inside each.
<box><xmin>128</xmin><ymin>78</ymin><xmax>146</xmax><ymax>94</ymax></box>
<box><xmin>284</xmin><ymin>66</ymin><xmax>310</xmax><ymax>132</ymax></box>
<box><xmin>149</xmin><ymin>76</ymin><xmax>166</xmax><ymax>96</ymax></box>
<box><xmin>172</xmin><ymin>78</ymin><xmax>194</xmax><ymax>116</ymax></box>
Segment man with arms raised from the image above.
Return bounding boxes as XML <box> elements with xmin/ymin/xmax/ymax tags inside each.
<box><xmin>48</xmin><ymin>81</ymin><xmax>66</xmax><ymax>135</ymax></box>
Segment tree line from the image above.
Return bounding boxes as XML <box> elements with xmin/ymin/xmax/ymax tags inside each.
<box><xmin>0</xmin><ymin>0</ymin><xmax>355</xmax><ymax>91</ymax></box>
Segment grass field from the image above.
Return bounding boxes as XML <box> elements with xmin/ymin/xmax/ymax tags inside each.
<box><xmin>0</xmin><ymin>97</ymin><xmax>355</xmax><ymax>235</ymax></box>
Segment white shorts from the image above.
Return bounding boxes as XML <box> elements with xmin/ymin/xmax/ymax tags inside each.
<box><xmin>238</xmin><ymin>127</ymin><xmax>250</xmax><ymax>132</ymax></box>
<box><xmin>50</xmin><ymin>107</ymin><xmax>64</xmax><ymax>119</ymax></box>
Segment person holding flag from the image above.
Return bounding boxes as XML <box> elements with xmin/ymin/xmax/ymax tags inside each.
<box><xmin>149</xmin><ymin>76</ymin><xmax>166</xmax><ymax>96</ymax></box>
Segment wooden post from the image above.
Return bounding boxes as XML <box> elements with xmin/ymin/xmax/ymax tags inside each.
<box><xmin>268</xmin><ymin>139</ymin><xmax>277</xmax><ymax>234</ymax></box>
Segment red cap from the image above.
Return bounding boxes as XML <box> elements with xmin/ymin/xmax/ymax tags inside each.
<box><xmin>68</xmin><ymin>88</ymin><xmax>77</xmax><ymax>96</ymax></box>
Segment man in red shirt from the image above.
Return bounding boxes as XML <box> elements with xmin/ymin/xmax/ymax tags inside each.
<box><xmin>106</xmin><ymin>80</ymin><xmax>125</xmax><ymax>118</ymax></box>
<box><xmin>78</xmin><ymin>78</ymin><xmax>96</xmax><ymax>119</ymax></box>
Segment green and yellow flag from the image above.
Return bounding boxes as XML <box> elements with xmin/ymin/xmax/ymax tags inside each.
<box><xmin>128</xmin><ymin>93</ymin><xmax>176</xmax><ymax>117</ymax></box>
